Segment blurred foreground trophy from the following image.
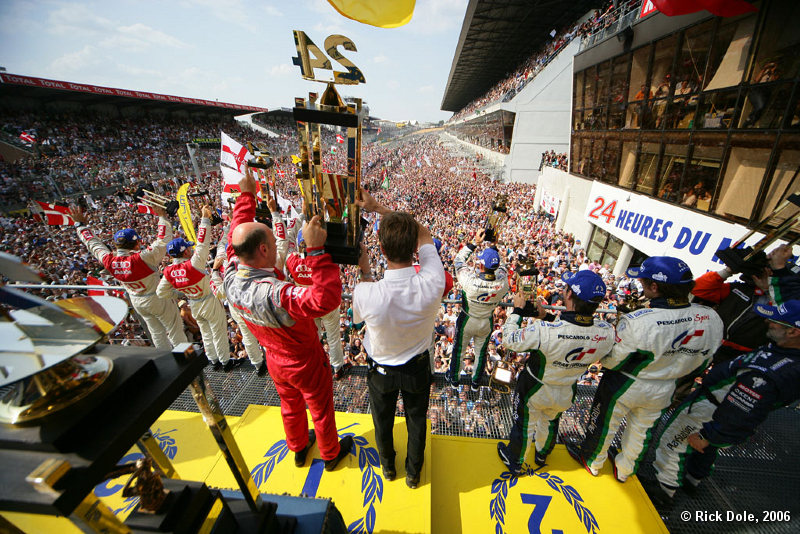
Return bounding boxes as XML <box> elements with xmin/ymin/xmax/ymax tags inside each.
<box><xmin>715</xmin><ymin>192</ymin><xmax>800</xmax><ymax>273</ymax></box>
<box><xmin>485</xmin><ymin>194</ymin><xmax>509</xmax><ymax>243</ymax></box>
<box><xmin>291</xmin><ymin>30</ymin><xmax>367</xmax><ymax>264</ymax></box>
<box><xmin>0</xmin><ymin>254</ymin><xmax>127</xmax><ymax>424</ymax></box>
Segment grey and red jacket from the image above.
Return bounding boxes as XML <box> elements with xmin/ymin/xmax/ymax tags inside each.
<box><xmin>222</xmin><ymin>192</ymin><xmax>341</xmax><ymax>365</ymax></box>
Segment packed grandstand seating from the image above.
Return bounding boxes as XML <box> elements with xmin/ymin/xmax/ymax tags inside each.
<box><xmin>449</xmin><ymin>1</ymin><xmax>640</xmax><ymax>123</ymax></box>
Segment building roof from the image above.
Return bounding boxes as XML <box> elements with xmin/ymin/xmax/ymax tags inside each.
<box><xmin>0</xmin><ymin>73</ymin><xmax>268</xmax><ymax>114</ymax></box>
<box><xmin>441</xmin><ymin>0</ymin><xmax>600</xmax><ymax>113</ymax></box>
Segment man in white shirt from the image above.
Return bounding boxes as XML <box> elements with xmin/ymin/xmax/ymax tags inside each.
<box><xmin>353</xmin><ymin>189</ymin><xmax>445</xmax><ymax>489</ymax></box>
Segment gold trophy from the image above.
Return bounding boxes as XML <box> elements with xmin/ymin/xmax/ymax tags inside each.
<box><xmin>485</xmin><ymin>194</ymin><xmax>509</xmax><ymax>243</ymax></box>
<box><xmin>291</xmin><ymin>30</ymin><xmax>367</xmax><ymax>264</ymax></box>
<box><xmin>515</xmin><ymin>255</ymin><xmax>540</xmax><ymax>300</ymax></box>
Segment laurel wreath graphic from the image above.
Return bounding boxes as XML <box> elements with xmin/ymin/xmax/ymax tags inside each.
<box><xmin>249</xmin><ymin>424</ymin><xmax>383</xmax><ymax>534</ymax></box>
<box><xmin>490</xmin><ymin>465</ymin><xmax>599</xmax><ymax>534</ymax></box>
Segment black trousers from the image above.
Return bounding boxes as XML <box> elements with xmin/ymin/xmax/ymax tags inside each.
<box><xmin>367</xmin><ymin>352</ymin><xmax>432</xmax><ymax>479</ymax></box>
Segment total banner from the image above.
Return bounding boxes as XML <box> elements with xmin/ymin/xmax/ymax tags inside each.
<box><xmin>584</xmin><ymin>181</ymin><xmax>783</xmax><ymax>276</ymax></box>
<box><xmin>176</xmin><ymin>183</ymin><xmax>197</xmax><ymax>243</ymax></box>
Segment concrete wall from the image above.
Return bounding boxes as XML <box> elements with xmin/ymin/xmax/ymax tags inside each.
<box><xmin>534</xmin><ymin>166</ymin><xmax>595</xmax><ymax>243</ymax></box>
<box><xmin>503</xmin><ymin>39</ymin><xmax>580</xmax><ymax>184</ymax></box>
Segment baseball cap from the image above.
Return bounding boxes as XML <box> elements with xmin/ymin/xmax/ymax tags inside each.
<box><xmin>114</xmin><ymin>228</ymin><xmax>140</xmax><ymax>243</ymax></box>
<box><xmin>626</xmin><ymin>256</ymin><xmax>693</xmax><ymax>284</ymax></box>
<box><xmin>167</xmin><ymin>237</ymin><xmax>194</xmax><ymax>257</ymax></box>
<box><xmin>433</xmin><ymin>237</ymin><xmax>442</xmax><ymax>254</ymax></box>
<box><xmin>561</xmin><ymin>270</ymin><xmax>606</xmax><ymax>302</ymax></box>
<box><xmin>754</xmin><ymin>300</ymin><xmax>800</xmax><ymax>328</ymax></box>
<box><xmin>478</xmin><ymin>248</ymin><xmax>500</xmax><ymax>270</ymax></box>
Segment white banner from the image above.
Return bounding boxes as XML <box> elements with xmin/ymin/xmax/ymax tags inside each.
<box><xmin>540</xmin><ymin>191</ymin><xmax>560</xmax><ymax>218</ymax></box>
<box><xmin>583</xmin><ymin>181</ymin><xmax>785</xmax><ymax>275</ymax></box>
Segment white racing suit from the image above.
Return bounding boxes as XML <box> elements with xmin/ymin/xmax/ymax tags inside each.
<box><xmin>653</xmin><ymin>344</ymin><xmax>800</xmax><ymax>492</ymax></box>
<box><xmin>77</xmin><ymin>218</ymin><xmax>187</xmax><ymax>348</ymax></box>
<box><xmin>274</xmin><ymin>210</ymin><xmax>345</xmax><ymax>372</ymax></box>
<box><xmin>157</xmin><ymin>217</ymin><xmax>229</xmax><ymax>364</ymax></box>
<box><xmin>450</xmin><ymin>244</ymin><xmax>509</xmax><ymax>385</ymax></box>
<box><xmin>211</xmin><ymin>229</ymin><xmax>264</xmax><ymax>366</ymax></box>
<box><xmin>580</xmin><ymin>299</ymin><xmax>723</xmax><ymax>479</ymax></box>
<box><xmin>503</xmin><ymin>311</ymin><xmax>615</xmax><ymax>466</ymax></box>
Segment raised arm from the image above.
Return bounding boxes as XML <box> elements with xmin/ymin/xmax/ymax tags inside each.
<box><xmin>191</xmin><ymin>206</ymin><xmax>213</xmax><ymax>271</ymax></box>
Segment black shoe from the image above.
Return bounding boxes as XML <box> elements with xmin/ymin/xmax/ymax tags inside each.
<box><xmin>497</xmin><ymin>442</ymin><xmax>522</xmax><ymax>475</ymax></box>
<box><xmin>470</xmin><ymin>381</ymin><xmax>480</xmax><ymax>392</ymax></box>
<box><xmin>565</xmin><ymin>442</ymin><xmax>598</xmax><ymax>476</ymax></box>
<box><xmin>640</xmin><ymin>478</ymin><xmax>675</xmax><ymax>508</ymax></box>
<box><xmin>223</xmin><ymin>358</ymin><xmax>246</xmax><ymax>372</ymax></box>
<box><xmin>255</xmin><ymin>361</ymin><xmax>268</xmax><ymax>376</ymax></box>
<box><xmin>607</xmin><ymin>446</ymin><xmax>627</xmax><ymax>483</ymax></box>
<box><xmin>334</xmin><ymin>362</ymin><xmax>352</xmax><ymax>381</ymax></box>
<box><xmin>324</xmin><ymin>435</ymin><xmax>354</xmax><ymax>471</ymax></box>
<box><xmin>534</xmin><ymin>451</ymin><xmax>547</xmax><ymax>467</ymax></box>
<box><xmin>406</xmin><ymin>474</ymin><xmax>419</xmax><ymax>489</ymax></box>
<box><xmin>295</xmin><ymin>430</ymin><xmax>316</xmax><ymax>467</ymax></box>
<box><xmin>682</xmin><ymin>473</ymin><xmax>702</xmax><ymax>497</ymax></box>
<box><xmin>212</xmin><ymin>360</ymin><xmax>222</xmax><ymax>371</ymax></box>
<box><xmin>382</xmin><ymin>463</ymin><xmax>396</xmax><ymax>481</ymax></box>
<box><xmin>446</xmin><ymin>373</ymin><xmax>459</xmax><ymax>391</ymax></box>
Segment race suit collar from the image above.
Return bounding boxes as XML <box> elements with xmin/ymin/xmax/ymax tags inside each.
<box><xmin>479</xmin><ymin>271</ymin><xmax>497</xmax><ymax>281</ymax></box>
<box><xmin>560</xmin><ymin>311</ymin><xmax>594</xmax><ymax>326</ymax></box>
<box><xmin>236</xmin><ymin>263</ymin><xmax>278</xmax><ymax>278</ymax></box>
<box><xmin>649</xmin><ymin>296</ymin><xmax>690</xmax><ymax>309</ymax></box>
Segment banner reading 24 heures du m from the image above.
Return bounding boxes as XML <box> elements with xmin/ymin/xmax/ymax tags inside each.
<box><xmin>583</xmin><ymin>181</ymin><xmax>776</xmax><ymax>276</ymax></box>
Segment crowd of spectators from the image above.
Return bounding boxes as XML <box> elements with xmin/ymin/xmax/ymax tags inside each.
<box><xmin>539</xmin><ymin>150</ymin><xmax>568</xmax><ymax>171</ymax></box>
<box><xmin>1</xmin><ymin>111</ymin><xmax>641</xmax><ymax>412</ymax></box>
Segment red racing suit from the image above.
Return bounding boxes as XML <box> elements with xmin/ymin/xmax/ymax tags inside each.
<box><xmin>222</xmin><ymin>192</ymin><xmax>343</xmax><ymax>460</ymax></box>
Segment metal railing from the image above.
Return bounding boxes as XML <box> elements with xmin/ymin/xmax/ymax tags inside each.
<box><xmin>579</xmin><ymin>1</ymin><xmax>643</xmax><ymax>52</ymax></box>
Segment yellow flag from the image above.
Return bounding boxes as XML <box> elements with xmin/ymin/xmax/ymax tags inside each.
<box><xmin>327</xmin><ymin>0</ymin><xmax>415</xmax><ymax>28</ymax></box>
<box><xmin>176</xmin><ymin>183</ymin><xmax>197</xmax><ymax>243</ymax></box>
<box><xmin>291</xmin><ymin>154</ymin><xmax>302</xmax><ymax>164</ymax></box>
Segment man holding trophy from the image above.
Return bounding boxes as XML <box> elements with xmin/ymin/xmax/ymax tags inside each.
<box><xmin>221</xmin><ymin>165</ymin><xmax>352</xmax><ymax>472</ymax></box>
<box><xmin>448</xmin><ymin>197</ymin><xmax>510</xmax><ymax>391</ymax></box>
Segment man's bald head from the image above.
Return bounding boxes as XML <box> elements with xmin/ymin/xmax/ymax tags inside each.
<box><xmin>231</xmin><ymin>222</ymin><xmax>272</xmax><ymax>263</ymax></box>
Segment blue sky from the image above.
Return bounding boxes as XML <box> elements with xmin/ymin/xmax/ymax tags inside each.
<box><xmin>0</xmin><ymin>0</ymin><xmax>468</xmax><ymax>122</ymax></box>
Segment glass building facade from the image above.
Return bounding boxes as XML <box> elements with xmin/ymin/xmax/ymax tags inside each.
<box><xmin>571</xmin><ymin>0</ymin><xmax>800</xmax><ymax>227</ymax></box>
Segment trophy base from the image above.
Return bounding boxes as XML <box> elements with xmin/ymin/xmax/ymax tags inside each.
<box><xmin>324</xmin><ymin>220</ymin><xmax>365</xmax><ymax>265</ymax></box>
<box><xmin>484</xmin><ymin>227</ymin><xmax>497</xmax><ymax>243</ymax></box>
<box><xmin>0</xmin><ymin>355</ymin><xmax>113</xmax><ymax>425</ymax></box>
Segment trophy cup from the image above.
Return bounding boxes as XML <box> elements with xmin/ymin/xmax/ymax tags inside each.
<box><xmin>515</xmin><ymin>254</ymin><xmax>540</xmax><ymax>299</ymax></box>
<box><xmin>291</xmin><ymin>30</ymin><xmax>367</xmax><ymax>264</ymax></box>
<box><xmin>138</xmin><ymin>189</ymin><xmax>180</xmax><ymax>218</ymax></box>
<box><xmin>484</xmin><ymin>194</ymin><xmax>509</xmax><ymax>243</ymax></box>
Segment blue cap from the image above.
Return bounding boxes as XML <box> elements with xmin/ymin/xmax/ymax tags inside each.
<box><xmin>561</xmin><ymin>270</ymin><xmax>606</xmax><ymax>302</ymax></box>
<box><xmin>478</xmin><ymin>248</ymin><xmax>500</xmax><ymax>270</ymax></box>
<box><xmin>754</xmin><ymin>300</ymin><xmax>800</xmax><ymax>328</ymax></box>
<box><xmin>433</xmin><ymin>238</ymin><xmax>442</xmax><ymax>254</ymax></box>
<box><xmin>626</xmin><ymin>256</ymin><xmax>693</xmax><ymax>284</ymax></box>
<box><xmin>167</xmin><ymin>237</ymin><xmax>194</xmax><ymax>257</ymax></box>
<box><xmin>114</xmin><ymin>228</ymin><xmax>139</xmax><ymax>243</ymax></box>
